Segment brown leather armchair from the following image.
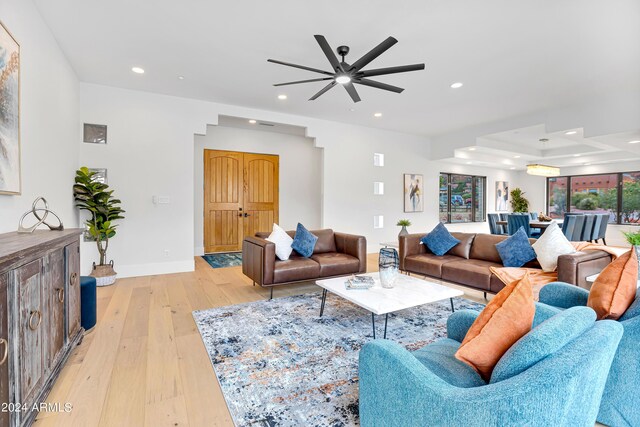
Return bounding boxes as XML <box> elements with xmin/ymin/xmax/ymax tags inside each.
<box><xmin>242</xmin><ymin>229</ymin><xmax>367</xmax><ymax>299</ymax></box>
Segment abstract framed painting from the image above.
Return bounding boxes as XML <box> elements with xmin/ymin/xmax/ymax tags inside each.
<box><xmin>495</xmin><ymin>181</ymin><xmax>509</xmax><ymax>211</ymax></box>
<box><xmin>0</xmin><ymin>20</ymin><xmax>20</xmax><ymax>195</ymax></box>
<box><xmin>404</xmin><ymin>174</ymin><xmax>424</xmax><ymax>212</ymax></box>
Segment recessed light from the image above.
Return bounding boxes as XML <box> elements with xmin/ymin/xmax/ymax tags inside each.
<box><xmin>178</xmin><ymin>75</ymin><xmax>185</xmax><ymax>80</ymax></box>
<box><xmin>573</xmin><ymin>154</ymin><xmax>581</xmax><ymax>157</ymax></box>
<box><xmin>248</xmin><ymin>119</ymin><xmax>257</xmax><ymax>124</ymax></box>
<box><xmin>510</xmin><ymin>167</ymin><xmax>516</xmax><ymax>170</ymax></box>
<box><xmin>629</xmin><ymin>140</ymin><xmax>640</xmax><ymax>144</ymax></box>
<box><xmin>335</xmin><ymin>75</ymin><xmax>351</xmax><ymax>84</ymax></box>
<box><xmin>466</xmin><ymin>161</ymin><xmax>472</xmax><ymax>165</ymax></box>
<box><xmin>565</xmin><ymin>131</ymin><xmax>577</xmax><ymax>135</ymax></box>
<box><xmin>584</xmin><ymin>163</ymin><xmax>591</xmax><ymax>166</ymax></box>
<box><xmin>131</xmin><ymin>67</ymin><xmax>145</xmax><ymax>74</ymax></box>
<box><xmin>349</xmin><ymin>108</ymin><xmax>355</xmax><ymax>112</ymax></box>
<box><xmin>469</xmin><ymin>147</ymin><xmax>476</xmax><ymax>151</ymax></box>
<box><xmin>277</xmin><ymin>94</ymin><xmax>287</xmax><ymax>100</ymax></box>
<box><xmin>374</xmin><ymin>113</ymin><xmax>382</xmax><ymax>118</ymax></box>
<box><xmin>450</xmin><ymin>82</ymin><xmax>463</xmax><ymax>89</ymax></box>
<box><xmin>514</xmin><ymin>155</ymin><xmax>521</xmax><ymax>158</ymax></box>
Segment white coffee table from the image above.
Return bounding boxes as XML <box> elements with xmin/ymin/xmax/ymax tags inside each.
<box><xmin>316</xmin><ymin>272</ymin><xmax>464</xmax><ymax>339</ymax></box>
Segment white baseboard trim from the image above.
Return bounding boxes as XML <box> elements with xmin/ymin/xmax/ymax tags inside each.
<box><xmin>194</xmin><ymin>246</ymin><xmax>205</xmax><ymax>256</ymax></box>
<box><xmin>115</xmin><ymin>259</ymin><xmax>195</xmax><ymax>278</ymax></box>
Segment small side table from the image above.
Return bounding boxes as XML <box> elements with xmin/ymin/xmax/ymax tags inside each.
<box><xmin>379</xmin><ymin>241</ymin><xmax>399</xmax><ymax>249</ymax></box>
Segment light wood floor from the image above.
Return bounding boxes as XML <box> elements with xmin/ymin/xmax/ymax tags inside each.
<box><xmin>34</xmin><ymin>254</ymin><xmax>488</xmax><ymax>427</ymax></box>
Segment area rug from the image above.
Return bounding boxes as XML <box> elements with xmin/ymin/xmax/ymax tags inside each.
<box><xmin>202</xmin><ymin>252</ymin><xmax>243</xmax><ymax>268</ymax></box>
<box><xmin>193</xmin><ymin>291</ymin><xmax>483</xmax><ymax>426</ymax></box>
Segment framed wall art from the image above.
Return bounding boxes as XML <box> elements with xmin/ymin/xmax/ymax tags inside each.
<box><xmin>404</xmin><ymin>174</ymin><xmax>423</xmax><ymax>212</ymax></box>
<box><xmin>495</xmin><ymin>181</ymin><xmax>509</xmax><ymax>211</ymax></box>
<box><xmin>0</xmin><ymin>20</ymin><xmax>20</xmax><ymax>195</ymax></box>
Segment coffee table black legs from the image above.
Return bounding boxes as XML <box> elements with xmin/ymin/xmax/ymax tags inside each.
<box><xmin>371</xmin><ymin>313</ymin><xmax>389</xmax><ymax>339</ymax></box>
<box><xmin>450</xmin><ymin>298</ymin><xmax>455</xmax><ymax>312</ymax></box>
<box><xmin>320</xmin><ymin>289</ymin><xmax>327</xmax><ymax>317</ymax></box>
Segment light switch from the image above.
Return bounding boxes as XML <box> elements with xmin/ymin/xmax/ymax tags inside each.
<box><xmin>158</xmin><ymin>196</ymin><xmax>170</xmax><ymax>204</ymax></box>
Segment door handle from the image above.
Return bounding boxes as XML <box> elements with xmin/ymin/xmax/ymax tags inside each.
<box><xmin>243</xmin><ymin>213</ymin><xmax>251</xmax><ymax>217</ymax></box>
<box><xmin>57</xmin><ymin>287</ymin><xmax>65</xmax><ymax>303</ymax></box>
<box><xmin>28</xmin><ymin>310</ymin><xmax>42</xmax><ymax>331</ymax></box>
<box><xmin>0</xmin><ymin>338</ymin><xmax>7</xmax><ymax>365</ymax></box>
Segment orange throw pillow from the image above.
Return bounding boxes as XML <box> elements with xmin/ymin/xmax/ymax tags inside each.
<box><xmin>587</xmin><ymin>248</ymin><xmax>638</xmax><ymax>320</ymax></box>
<box><xmin>455</xmin><ymin>273</ymin><xmax>535</xmax><ymax>381</ymax></box>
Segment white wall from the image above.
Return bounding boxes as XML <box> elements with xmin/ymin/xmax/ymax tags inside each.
<box><xmin>0</xmin><ymin>0</ymin><xmax>79</xmax><ymax>232</ymax></box>
<box><xmin>78</xmin><ymin>83</ymin><xmax>435</xmax><ymax>277</ymax></box>
<box><xmin>193</xmin><ymin>125</ymin><xmax>322</xmax><ymax>255</ymax></box>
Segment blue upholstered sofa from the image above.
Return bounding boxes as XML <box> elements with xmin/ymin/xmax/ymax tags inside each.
<box><xmin>359</xmin><ymin>305</ymin><xmax>622</xmax><ymax>427</ymax></box>
<box><xmin>539</xmin><ymin>282</ymin><xmax>640</xmax><ymax>427</ymax></box>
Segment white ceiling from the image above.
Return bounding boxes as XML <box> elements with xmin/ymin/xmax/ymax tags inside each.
<box><xmin>34</xmin><ymin>0</ymin><xmax>640</xmax><ymax>137</ymax></box>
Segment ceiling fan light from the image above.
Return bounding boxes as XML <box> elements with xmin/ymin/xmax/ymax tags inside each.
<box><xmin>335</xmin><ymin>75</ymin><xmax>351</xmax><ymax>84</ymax></box>
<box><xmin>527</xmin><ymin>164</ymin><xmax>560</xmax><ymax>177</ymax></box>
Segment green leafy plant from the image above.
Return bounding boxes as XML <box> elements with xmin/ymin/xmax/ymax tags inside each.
<box><xmin>623</xmin><ymin>230</ymin><xmax>640</xmax><ymax>246</ymax></box>
<box><xmin>73</xmin><ymin>167</ymin><xmax>125</xmax><ymax>266</ymax></box>
<box><xmin>510</xmin><ymin>188</ymin><xmax>530</xmax><ymax>213</ymax></box>
<box><xmin>396</xmin><ymin>219</ymin><xmax>412</xmax><ymax>227</ymax></box>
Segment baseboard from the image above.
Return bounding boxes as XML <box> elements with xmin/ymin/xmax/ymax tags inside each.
<box><xmin>115</xmin><ymin>259</ymin><xmax>195</xmax><ymax>278</ymax></box>
<box><xmin>194</xmin><ymin>246</ymin><xmax>205</xmax><ymax>256</ymax></box>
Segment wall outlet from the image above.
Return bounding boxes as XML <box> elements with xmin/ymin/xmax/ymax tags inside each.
<box><xmin>164</xmin><ymin>249</ymin><xmax>170</xmax><ymax>257</ymax></box>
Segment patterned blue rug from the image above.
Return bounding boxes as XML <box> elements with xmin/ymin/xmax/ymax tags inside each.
<box><xmin>202</xmin><ymin>252</ymin><xmax>243</xmax><ymax>268</ymax></box>
<box><xmin>193</xmin><ymin>291</ymin><xmax>483</xmax><ymax>426</ymax></box>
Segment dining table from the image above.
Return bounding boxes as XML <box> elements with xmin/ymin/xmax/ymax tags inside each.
<box><xmin>496</xmin><ymin>220</ymin><xmax>563</xmax><ymax>230</ymax></box>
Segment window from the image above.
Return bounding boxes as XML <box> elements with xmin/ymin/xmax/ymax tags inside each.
<box><xmin>547</xmin><ymin>172</ymin><xmax>640</xmax><ymax>224</ymax></box>
<box><xmin>439</xmin><ymin>173</ymin><xmax>486</xmax><ymax>223</ymax></box>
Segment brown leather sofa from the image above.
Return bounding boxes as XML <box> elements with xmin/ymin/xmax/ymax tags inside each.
<box><xmin>243</xmin><ymin>229</ymin><xmax>366</xmax><ymax>298</ymax></box>
<box><xmin>399</xmin><ymin>232</ymin><xmax>612</xmax><ymax>295</ymax></box>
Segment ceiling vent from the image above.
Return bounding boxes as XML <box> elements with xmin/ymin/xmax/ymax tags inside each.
<box><xmin>258</xmin><ymin>122</ymin><xmax>275</xmax><ymax>127</ymax></box>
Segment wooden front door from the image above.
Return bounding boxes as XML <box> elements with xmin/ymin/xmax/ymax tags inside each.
<box><xmin>204</xmin><ymin>150</ymin><xmax>279</xmax><ymax>253</ymax></box>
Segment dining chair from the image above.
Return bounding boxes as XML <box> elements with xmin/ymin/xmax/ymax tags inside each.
<box><xmin>591</xmin><ymin>214</ymin><xmax>603</xmax><ymax>243</ymax></box>
<box><xmin>562</xmin><ymin>212</ymin><xmax>583</xmax><ymax>236</ymax></box>
<box><xmin>562</xmin><ymin>215</ymin><xmax>578</xmax><ymax>241</ymax></box>
<box><xmin>581</xmin><ymin>214</ymin><xmax>596</xmax><ymax>242</ymax></box>
<box><xmin>487</xmin><ymin>213</ymin><xmax>504</xmax><ymax>235</ymax></box>
<box><xmin>595</xmin><ymin>213</ymin><xmax>609</xmax><ymax>245</ymax></box>
<box><xmin>507</xmin><ymin>214</ymin><xmax>531</xmax><ymax>237</ymax></box>
<box><xmin>570</xmin><ymin>215</ymin><xmax>586</xmax><ymax>241</ymax></box>
<box><xmin>529</xmin><ymin>212</ymin><xmax>539</xmax><ymax>220</ymax></box>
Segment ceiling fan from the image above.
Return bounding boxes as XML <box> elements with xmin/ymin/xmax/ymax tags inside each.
<box><xmin>268</xmin><ymin>35</ymin><xmax>425</xmax><ymax>103</ymax></box>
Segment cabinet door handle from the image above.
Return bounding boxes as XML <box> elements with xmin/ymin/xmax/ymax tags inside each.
<box><xmin>57</xmin><ymin>288</ymin><xmax>65</xmax><ymax>303</ymax></box>
<box><xmin>70</xmin><ymin>272</ymin><xmax>78</xmax><ymax>286</ymax></box>
<box><xmin>0</xmin><ymin>338</ymin><xmax>7</xmax><ymax>366</ymax></box>
<box><xmin>28</xmin><ymin>310</ymin><xmax>42</xmax><ymax>331</ymax></box>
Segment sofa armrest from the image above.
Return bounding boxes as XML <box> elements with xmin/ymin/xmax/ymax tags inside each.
<box><xmin>242</xmin><ymin>236</ymin><xmax>275</xmax><ymax>286</ymax></box>
<box><xmin>557</xmin><ymin>250</ymin><xmax>612</xmax><ymax>289</ymax></box>
<box><xmin>334</xmin><ymin>232</ymin><xmax>367</xmax><ymax>273</ymax></box>
<box><xmin>398</xmin><ymin>233</ymin><xmax>427</xmax><ymax>270</ymax></box>
<box><xmin>538</xmin><ymin>282</ymin><xmax>589</xmax><ymax>309</ymax></box>
<box><xmin>446</xmin><ymin>309</ymin><xmax>480</xmax><ymax>342</ymax></box>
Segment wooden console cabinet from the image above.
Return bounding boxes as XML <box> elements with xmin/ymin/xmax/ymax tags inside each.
<box><xmin>0</xmin><ymin>229</ymin><xmax>83</xmax><ymax>427</ymax></box>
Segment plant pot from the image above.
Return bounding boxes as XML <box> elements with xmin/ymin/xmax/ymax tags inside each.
<box><xmin>398</xmin><ymin>226</ymin><xmax>409</xmax><ymax>237</ymax></box>
<box><xmin>90</xmin><ymin>261</ymin><xmax>117</xmax><ymax>287</ymax></box>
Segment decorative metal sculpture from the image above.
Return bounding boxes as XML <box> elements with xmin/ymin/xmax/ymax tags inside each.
<box><xmin>17</xmin><ymin>197</ymin><xmax>64</xmax><ymax>233</ymax></box>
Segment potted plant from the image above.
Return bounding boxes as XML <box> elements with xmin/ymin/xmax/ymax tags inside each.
<box><xmin>73</xmin><ymin>167</ymin><xmax>125</xmax><ymax>286</ymax></box>
<box><xmin>397</xmin><ymin>219</ymin><xmax>412</xmax><ymax>237</ymax></box>
<box><xmin>623</xmin><ymin>230</ymin><xmax>640</xmax><ymax>278</ymax></box>
<box><xmin>510</xmin><ymin>188</ymin><xmax>530</xmax><ymax>213</ymax></box>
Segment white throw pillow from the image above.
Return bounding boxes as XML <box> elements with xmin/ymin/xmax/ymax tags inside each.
<box><xmin>266</xmin><ymin>223</ymin><xmax>293</xmax><ymax>261</ymax></box>
<box><xmin>532</xmin><ymin>222</ymin><xmax>576</xmax><ymax>272</ymax></box>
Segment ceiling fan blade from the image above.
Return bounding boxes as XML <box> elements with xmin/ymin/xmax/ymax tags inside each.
<box><xmin>267</xmin><ymin>59</ymin><xmax>334</xmax><ymax>76</ymax></box>
<box><xmin>349</xmin><ymin>36</ymin><xmax>398</xmax><ymax>72</ymax></box>
<box><xmin>314</xmin><ymin>35</ymin><xmax>343</xmax><ymax>73</ymax></box>
<box><xmin>309</xmin><ymin>81</ymin><xmax>337</xmax><ymax>100</ymax></box>
<box><xmin>359</xmin><ymin>63</ymin><xmax>425</xmax><ymax>78</ymax></box>
<box><xmin>354</xmin><ymin>78</ymin><xmax>404</xmax><ymax>93</ymax></box>
<box><xmin>274</xmin><ymin>77</ymin><xmax>334</xmax><ymax>86</ymax></box>
<box><xmin>343</xmin><ymin>82</ymin><xmax>361</xmax><ymax>103</ymax></box>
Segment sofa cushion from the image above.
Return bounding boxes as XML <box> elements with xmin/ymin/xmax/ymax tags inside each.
<box><xmin>455</xmin><ymin>274</ymin><xmax>535</xmax><ymax>380</ymax></box>
<box><xmin>620</xmin><ymin>289</ymin><xmax>640</xmax><ymax>321</ymax></box>
<box><xmin>421</xmin><ymin>223</ymin><xmax>461</xmax><ymax>256</ymax></box>
<box><xmin>495</xmin><ymin>227</ymin><xmax>536</xmax><ymax>267</ymax></box>
<box><xmin>469</xmin><ymin>234</ymin><xmax>508</xmax><ymax>263</ymax></box>
<box><xmin>532</xmin><ymin>223</ymin><xmax>576</xmax><ymax>272</ymax></box>
<box><xmin>291</xmin><ymin>223</ymin><xmax>318</xmax><ymax>258</ymax></box>
<box><xmin>403</xmin><ymin>254</ymin><xmax>460</xmax><ymax>278</ymax></box>
<box><xmin>273</xmin><ymin>255</ymin><xmax>321</xmax><ymax>283</ymax></box>
<box><xmin>449</xmin><ymin>233</ymin><xmax>477</xmax><ymax>259</ymax></box>
<box><xmin>442</xmin><ymin>259</ymin><xmax>503</xmax><ymax>291</ymax></box>
<box><xmin>310</xmin><ymin>253</ymin><xmax>360</xmax><ymax>277</ymax></box>
<box><xmin>266</xmin><ymin>223</ymin><xmax>293</xmax><ymax>261</ymax></box>
<box><xmin>588</xmin><ymin>248</ymin><xmax>638</xmax><ymax>320</ymax></box>
<box><xmin>490</xmin><ymin>306</ymin><xmax>595</xmax><ymax>383</ymax></box>
<box><xmin>413</xmin><ymin>338</ymin><xmax>486</xmax><ymax>388</ymax></box>
<box><xmin>312</xmin><ymin>229</ymin><xmax>337</xmax><ymax>254</ymax></box>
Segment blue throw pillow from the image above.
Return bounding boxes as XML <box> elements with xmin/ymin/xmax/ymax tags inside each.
<box><xmin>421</xmin><ymin>223</ymin><xmax>460</xmax><ymax>256</ymax></box>
<box><xmin>291</xmin><ymin>223</ymin><xmax>318</xmax><ymax>258</ymax></box>
<box><xmin>495</xmin><ymin>227</ymin><xmax>536</xmax><ymax>267</ymax></box>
